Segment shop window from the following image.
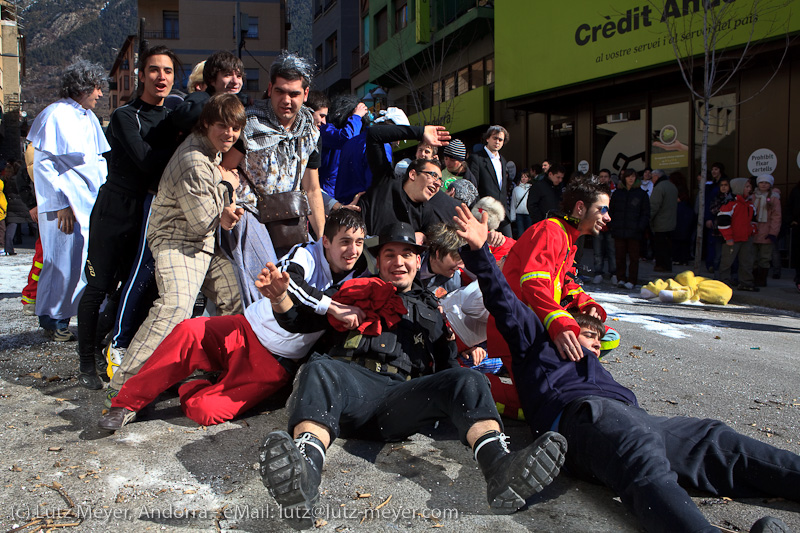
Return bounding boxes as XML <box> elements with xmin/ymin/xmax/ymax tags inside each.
<box><xmin>594</xmin><ymin>106</ymin><xmax>646</xmax><ymax>177</ymax></box>
<box><xmin>652</xmin><ymin>101</ymin><xmax>691</xmax><ymax>176</ymax></box>
<box><xmin>550</xmin><ymin>114</ymin><xmax>576</xmax><ymax>174</ymax></box>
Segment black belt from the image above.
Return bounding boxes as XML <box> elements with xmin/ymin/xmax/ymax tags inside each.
<box><xmin>273</xmin><ymin>354</ymin><xmax>300</xmax><ymax>375</ymax></box>
<box><xmin>331</xmin><ymin>355</ymin><xmax>411</xmax><ymax>381</ymax></box>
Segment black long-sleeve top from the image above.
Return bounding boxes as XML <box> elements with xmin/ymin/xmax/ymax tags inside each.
<box><xmin>104</xmin><ymin>98</ymin><xmax>176</xmax><ymax>197</ymax></box>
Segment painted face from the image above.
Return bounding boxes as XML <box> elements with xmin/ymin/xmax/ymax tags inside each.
<box><xmin>312</xmin><ymin>106</ymin><xmax>328</xmax><ymax>129</ymax></box>
<box><xmin>76</xmin><ymin>86</ymin><xmax>103</xmax><ymax>110</ymax></box>
<box><xmin>486</xmin><ymin>132</ymin><xmax>505</xmax><ymax>152</ymax></box>
<box><xmin>323</xmin><ymin>226</ymin><xmax>365</xmax><ymax>274</ymax></box>
<box><xmin>206</xmin><ymin>121</ymin><xmax>241</xmax><ymax>153</ymax></box>
<box><xmin>378</xmin><ymin>243</ymin><xmax>420</xmax><ymax>292</ymax></box>
<box><xmin>212</xmin><ymin>70</ymin><xmax>243</xmax><ymax>94</ymax></box>
<box><xmin>416</xmin><ymin>144</ymin><xmax>435</xmax><ymax>160</ymax></box>
<box><xmin>576</xmin><ymin>193</ymin><xmax>611</xmax><ymax>237</ymax></box>
<box><xmin>578</xmin><ymin>327</ymin><xmax>602</xmax><ymax>358</ymax></box>
<box><xmin>268</xmin><ymin>76</ymin><xmax>309</xmax><ymax>128</ymax></box>
<box><xmin>139</xmin><ymin>54</ymin><xmax>175</xmax><ymax>105</ymax></box>
<box><xmin>406</xmin><ymin>163</ymin><xmax>443</xmax><ymax>202</ymax></box>
<box><xmin>430</xmin><ymin>252</ymin><xmax>463</xmax><ymax>279</ymax></box>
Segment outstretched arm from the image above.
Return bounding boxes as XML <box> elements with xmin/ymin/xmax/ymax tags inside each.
<box><xmin>255</xmin><ymin>262</ymin><xmax>294</xmax><ymax>313</ymax></box>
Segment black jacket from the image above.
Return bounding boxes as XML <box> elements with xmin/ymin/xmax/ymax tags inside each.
<box><xmin>609</xmin><ymin>185</ymin><xmax>650</xmax><ymax>240</ymax></box>
<box><xmin>357</xmin><ymin>124</ymin><xmax>436</xmax><ymax>235</ymax></box>
<box><xmin>526</xmin><ymin>176</ymin><xmax>562</xmax><ymax>224</ymax></box>
<box><xmin>276</xmin><ymin>279</ymin><xmax>458</xmax><ymax>378</ymax></box>
<box><xmin>468</xmin><ymin>148</ymin><xmax>511</xmax><ymax>206</ymax></box>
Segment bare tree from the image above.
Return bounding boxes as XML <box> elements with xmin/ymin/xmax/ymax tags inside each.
<box><xmin>651</xmin><ymin>0</ymin><xmax>792</xmax><ymax>271</ymax></box>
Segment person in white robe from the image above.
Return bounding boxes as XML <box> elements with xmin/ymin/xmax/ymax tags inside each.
<box><xmin>26</xmin><ymin>59</ymin><xmax>110</xmax><ymax>341</ymax></box>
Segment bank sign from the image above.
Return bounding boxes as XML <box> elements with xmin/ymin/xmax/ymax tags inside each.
<box><xmin>496</xmin><ymin>0</ymin><xmax>798</xmax><ymax>100</ymax></box>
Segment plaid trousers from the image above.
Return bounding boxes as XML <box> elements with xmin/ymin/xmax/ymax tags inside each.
<box><xmin>110</xmin><ymin>244</ymin><xmax>243</xmax><ymax>390</ymax></box>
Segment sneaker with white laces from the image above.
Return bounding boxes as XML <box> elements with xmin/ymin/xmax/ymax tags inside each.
<box><xmin>22</xmin><ymin>303</ymin><xmax>36</xmax><ymax>316</ymax></box>
<box><xmin>105</xmin><ymin>344</ymin><xmax>125</xmax><ymax>380</ymax></box>
<box><xmin>610</xmin><ymin>275</ymin><xmax>618</xmax><ymax>285</ymax></box>
<box><xmin>49</xmin><ymin>328</ymin><xmax>76</xmax><ymax>342</ymax></box>
<box><xmin>592</xmin><ymin>274</ymin><xmax>603</xmax><ymax>284</ymax></box>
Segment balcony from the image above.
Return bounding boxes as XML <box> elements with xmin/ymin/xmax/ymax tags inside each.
<box><xmin>143</xmin><ymin>30</ymin><xmax>179</xmax><ymax>40</ymax></box>
<box><xmin>351</xmin><ymin>47</ymin><xmax>369</xmax><ymax>76</ymax></box>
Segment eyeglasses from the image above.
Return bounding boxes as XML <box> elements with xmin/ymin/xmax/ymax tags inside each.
<box><xmin>417</xmin><ymin>170</ymin><xmax>443</xmax><ymax>184</ymax></box>
<box><xmin>598</xmin><ymin>206</ymin><xmax>610</xmax><ymax>215</ymax></box>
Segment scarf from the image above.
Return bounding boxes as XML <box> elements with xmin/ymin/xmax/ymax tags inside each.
<box><xmin>752</xmin><ymin>189</ymin><xmax>769</xmax><ymax>223</ymax></box>
<box><xmin>239</xmin><ymin>100</ymin><xmax>320</xmax><ymax>211</ymax></box>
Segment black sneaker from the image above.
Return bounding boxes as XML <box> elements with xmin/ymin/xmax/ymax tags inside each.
<box><xmin>738</xmin><ymin>284</ymin><xmax>759</xmax><ymax>292</ymax></box>
<box><xmin>259</xmin><ymin>431</ymin><xmax>321</xmax><ymax>530</ymax></box>
<box><xmin>484</xmin><ymin>431</ymin><xmax>567</xmax><ymax>514</ymax></box>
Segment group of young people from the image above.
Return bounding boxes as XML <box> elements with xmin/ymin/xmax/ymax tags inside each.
<box><xmin>18</xmin><ymin>42</ymin><xmax>799</xmax><ymax>532</ymax></box>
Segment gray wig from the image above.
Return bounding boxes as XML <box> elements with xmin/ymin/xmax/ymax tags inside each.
<box><xmin>269</xmin><ymin>50</ymin><xmax>316</xmax><ymax>88</ymax></box>
<box><xmin>60</xmin><ymin>59</ymin><xmax>107</xmax><ymax>99</ymax></box>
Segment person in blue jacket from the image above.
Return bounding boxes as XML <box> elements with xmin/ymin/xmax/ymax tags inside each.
<box><xmin>452</xmin><ymin>204</ymin><xmax>800</xmax><ymax>533</ymax></box>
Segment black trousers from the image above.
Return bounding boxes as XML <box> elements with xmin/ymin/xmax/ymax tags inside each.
<box><xmin>653</xmin><ymin>231</ymin><xmax>673</xmax><ymax>271</ymax></box>
<box><xmin>287</xmin><ymin>354</ymin><xmax>501</xmax><ymax>445</ymax></box>
<box><xmin>560</xmin><ymin>396</ymin><xmax>800</xmax><ymax>533</ymax></box>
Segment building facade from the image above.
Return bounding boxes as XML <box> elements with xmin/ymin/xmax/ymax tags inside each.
<box><xmin>108</xmin><ymin>34</ymin><xmax>137</xmax><ymax>112</ymax></box>
<box><xmin>136</xmin><ymin>0</ymin><xmax>287</xmax><ymax>104</ymax></box>
<box><xmin>494</xmin><ymin>1</ymin><xmax>800</xmax><ymax>195</ymax></box>
<box><xmin>0</xmin><ymin>0</ymin><xmax>23</xmax><ymax>161</ymax></box>
<box><xmin>311</xmin><ymin>0</ymin><xmax>360</xmax><ymax>94</ymax></box>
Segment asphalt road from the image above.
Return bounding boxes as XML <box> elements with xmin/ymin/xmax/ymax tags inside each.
<box><xmin>1</xmin><ymin>251</ymin><xmax>799</xmax><ymax>533</ymax></box>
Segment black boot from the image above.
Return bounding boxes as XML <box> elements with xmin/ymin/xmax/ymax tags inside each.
<box><xmin>260</xmin><ymin>431</ymin><xmax>325</xmax><ymax>530</ymax></box>
<box><xmin>473</xmin><ymin>430</ymin><xmax>567</xmax><ymax>514</ymax></box>
<box><xmin>754</xmin><ymin>267</ymin><xmax>768</xmax><ymax>287</ymax></box>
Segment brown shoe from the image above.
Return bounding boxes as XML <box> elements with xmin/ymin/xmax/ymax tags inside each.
<box><xmin>98</xmin><ymin>407</ymin><xmax>137</xmax><ymax>430</ymax></box>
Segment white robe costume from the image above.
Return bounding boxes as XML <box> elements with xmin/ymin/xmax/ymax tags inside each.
<box><xmin>27</xmin><ymin>98</ymin><xmax>109</xmax><ymax>320</ymax></box>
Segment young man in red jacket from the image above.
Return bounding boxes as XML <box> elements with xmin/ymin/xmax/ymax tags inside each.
<box><xmin>502</xmin><ymin>174</ymin><xmax>610</xmax><ymax>361</ymax></box>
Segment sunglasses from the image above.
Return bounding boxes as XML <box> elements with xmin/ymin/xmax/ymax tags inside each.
<box><xmin>598</xmin><ymin>206</ymin><xmax>609</xmax><ymax>215</ymax></box>
<box><xmin>417</xmin><ymin>169</ymin><xmax>443</xmax><ymax>184</ymax></box>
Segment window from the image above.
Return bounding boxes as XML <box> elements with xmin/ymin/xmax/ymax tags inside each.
<box><xmin>432</xmin><ymin>80</ymin><xmax>441</xmax><ymax>105</ymax></box>
<box><xmin>361</xmin><ymin>15</ymin><xmax>369</xmax><ymax>54</ymax></box>
<box><xmin>376</xmin><ymin>7</ymin><xmax>388</xmax><ymax>45</ymax></box>
<box><xmin>247</xmin><ymin>16</ymin><xmax>259</xmax><ymax>39</ymax></box>
<box><xmin>395</xmin><ymin>1</ymin><xmax>408</xmax><ymax>32</ymax></box>
<box><xmin>315</xmin><ymin>45</ymin><xmax>323</xmax><ymax>69</ymax></box>
<box><xmin>163</xmin><ymin>11</ymin><xmax>179</xmax><ymax>39</ymax></box>
<box><xmin>470</xmin><ymin>59</ymin><xmax>484</xmax><ymax>90</ymax></box>
<box><xmin>112</xmin><ymin>95</ymin><xmax>117</xmax><ymax>109</ymax></box>
<box><xmin>485</xmin><ymin>56</ymin><xmax>494</xmax><ymax>85</ymax></box>
<box><xmin>457</xmin><ymin>67</ymin><xmax>469</xmax><ymax>95</ymax></box>
<box><xmin>443</xmin><ymin>74</ymin><xmax>455</xmax><ymax>101</ymax></box>
<box><xmin>121</xmin><ymin>59</ymin><xmax>129</xmax><ymax>70</ymax></box>
<box><xmin>123</xmin><ymin>75</ymin><xmax>129</xmax><ymax>91</ymax></box>
<box><xmin>245</xmin><ymin>68</ymin><xmax>259</xmax><ymax>92</ymax></box>
<box><xmin>325</xmin><ymin>32</ymin><xmax>338</xmax><ymax>68</ymax></box>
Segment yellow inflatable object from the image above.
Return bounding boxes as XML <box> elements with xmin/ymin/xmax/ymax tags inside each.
<box><xmin>641</xmin><ymin>271</ymin><xmax>732</xmax><ymax>305</ymax></box>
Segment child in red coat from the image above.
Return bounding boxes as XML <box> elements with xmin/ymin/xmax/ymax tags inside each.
<box><xmin>717</xmin><ymin>177</ymin><xmax>757</xmax><ymax>291</ymax></box>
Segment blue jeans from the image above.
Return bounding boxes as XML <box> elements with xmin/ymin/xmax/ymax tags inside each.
<box><xmin>39</xmin><ymin>315</ymin><xmax>70</xmax><ymax>331</ymax></box>
<box><xmin>592</xmin><ymin>232</ymin><xmax>616</xmax><ymax>275</ymax></box>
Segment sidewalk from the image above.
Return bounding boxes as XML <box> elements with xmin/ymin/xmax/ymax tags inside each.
<box><xmin>580</xmin><ymin>248</ymin><xmax>800</xmax><ymax>314</ymax></box>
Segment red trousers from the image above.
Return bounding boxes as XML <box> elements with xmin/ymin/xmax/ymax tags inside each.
<box><xmin>21</xmin><ymin>238</ymin><xmax>43</xmax><ymax>306</ymax></box>
<box><xmin>112</xmin><ymin>314</ymin><xmax>290</xmax><ymax>426</ymax></box>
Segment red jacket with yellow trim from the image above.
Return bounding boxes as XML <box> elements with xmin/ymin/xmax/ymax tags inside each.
<box><xmin>503</xmin><ymin>216</ymin><xmax>605</xmax><ymax>340</ymax></box>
